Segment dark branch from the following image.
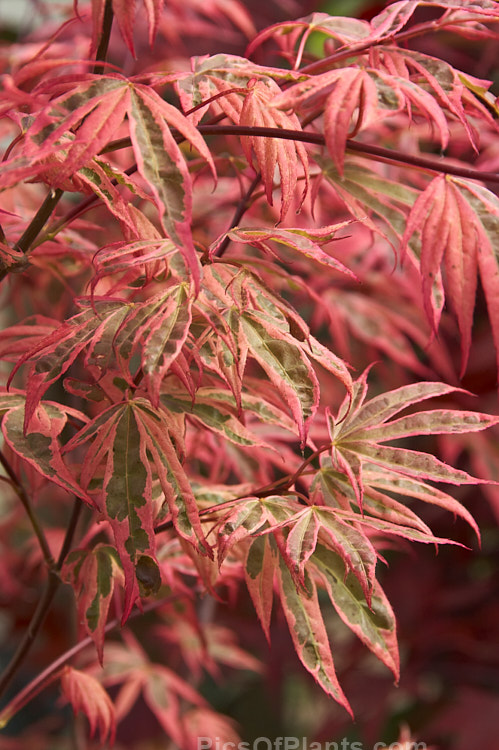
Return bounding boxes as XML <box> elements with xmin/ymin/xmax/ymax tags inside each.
<box><xmin>211</xmin><ymin>172</ymin><xmax>262</xmax><ymax>259</ymax></box>
<box><xmin>93</xmin><ymin>0</ymin><xmax>114</xmax><ymax>76</ymax></box>
<box><xmin>0</xmin><ymin>497</ymin><xmax>83</xmax><ymax>703</ymax></box>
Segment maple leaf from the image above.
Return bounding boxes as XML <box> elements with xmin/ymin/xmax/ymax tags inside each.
<box><xmin>370</xmin><ymin>47</ymin><xmax>495</xmax><ymax>148</ymax></box>
<box><xmin>4</xmin><ymin>0</ymin><xmax>499</xmax><ymax>741</ymax></box>
<box><xmin>214</xmin><ymin>375</ymin><xmax>498</xmax><ymax>701</ymax></box>
<box><xmin>7</xmin><ymin>285</ymin><xmax>196</xmax><ymax>426</ymax></box>
<box><xmin>60</xmin><ymin>666</ymin><xmax>116</xmax><ymax>745</ymax></box>
<box><xmin>6</xmin><ymin>299</ymin><xmax>126</xmax><ymax>430</ymax></box>
<box><xmin>127</xmin><ymin>83</ymin><xmax>214</xmax><ymax>288</ymax></box>
<box><xmin>239</xmin><ymin>312</ymin><xmax>320</xmax><ymax>448</ymax></box>
<box><xmin>272</xmin><ymin>68</ymin><xmax>388</xmax><ymax>176</ymax></box>
<box><xmin>65</xmin><ymin>398</ymin><xmax>211</xmax><ymax>621</ymax></box>
<box><xmin>61</xmin><ymin>544</ymin><xmax>124</xmax><ymax>664</ymax></box>
<box><xmin>282</xmin><ymin>505</ymin><xmax>377</xmax><ymax>596</ymax></box>
<box><xmin>244</xmin><ymin>534</ymin><xmax>275</xmax><ymax>642</ymax></box>
<box><xmin>217</xmin><ymin>493</ymin><xmax>391</xmax><ymax>694</ymax></box>
<box><xmin>218</xmin><ymin>495</ymin><xmax>374</xmax><ymax>591</ymax></box>
<box><xmin>327</xmin><ymin>373</ymin><xmax>499</xmax><ymax>515</ymax></box>
<box><xmin>245</xmin><ymin>14</ymin><xmax>365</xmax><ymax>67</ymax></box>
<box><xmin>238</xmin><ymin>79</ymin><xmax>309</xmax><ymax>220</ymax></box>
<box><xmin>25</xmin><ymin>78</ymin><xmax>130</xmax><ymax>178</ymax></box>
<box><xmin>7</xmin><ymin>74</ymin><xmax>215</xmax><ymax>287</ymax></box>
<box><xmin>177</xmin><ymin>56</ymin><xmax>308</xmax><ymax>219</ymax></box>
<box><xmin>91</xmin><ymin>239</ymin><xmax>176</xmax><ymax>294</ymax></box>
<box><xmin>197</xmin><ymin>263</ymin><xmax>352</xmax><ymax>445</ymax></box>
<box><xmin>273</xmin><ymin>65</ymin><xmax>449</xmax><ymax>175</ymax></box>
<box><xmin>176</xmin><ymin>54</ymin><xmax>300</xmax><ymax>123</ymax></box>
<box><xmin>105</xmin><ymin>284</ymin><xmax>193</xmax><ymax>405</ymax></box>
<box><xmin>77</xmin><ymin>159</ymin><xmax>154</xmax><ymax>238</ymax></box>
<box><xmin>1</xmin><ymin>400</ymin><xmax>92</xmax><ymax>504</ymax></box>
<box><xmin>217</xmin><ymin>496</ymin><xmax>268</xmax><ymax>567</ymax></box>
<box><xmin>245</xmin><ymin>10</ymin><xmax>418</xmax><ymax>68</ymax></box>
<box><xmin>400</xmin><ymin>175</ymin><xmax>499</xmax><ymax>378</ymax></box>
<box><xmin>0</xmin><ymin>157</ymin><xmax>152</xmax><ymax>246</ymax></box>
<box><xmin>86</xmin><ymin>0</ymin><xmax>165</xmax><ymax>55</ymax></box>
<box><xmin>101</xmin><ymin>633</ymin><xmax>207</xmax><ymax>748</ymax></box>
<box><xmin>160</xmin><ymin>390</ymin><xmax>271</xmax><ymax>448</ymax></box>
<box><xmin>310</xmin><ymin>544</ymin><xmax>399</xmax><ymax>679</ymax></box>
<box><xmin>212</xmin><ymin>223</ymin><xmax>356</xmax><ymax>276</ymax></box>
<box><xmin>161</xmin><ymin>387</ymin><xmax>299</xmax><ymax>472</ymax></box>
<box><xmin>315</xmin><ymin>156</ymin><xmax>418</xmax><ymax>251</ymax></box>
<box><xmin>253</xmin><ymin>1</ymin><xmax>499</xmax><ymax>70</ymax></box>
<box><xmin>277</xmin><ymin>558</ymin><xmax>352</xmax><ymax>714</ymax></box>
<box><xmin>314</xmin><ymin>461</ymin><xmax>479</xmax><ymax>543</ymax></box>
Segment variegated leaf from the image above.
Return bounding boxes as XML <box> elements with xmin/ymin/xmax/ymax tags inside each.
<box><xmin>66</xmin><ymin>399</ymin><xmax>210</xmax><ymax>620</ymax></box>
<box><xmin>2</xmin><ymin>402</ymin><xmax>91</xmax><ymax>504</ymax></box>
<box><xmin>160</xmin><ymin>392</ymin><xmax>267</xmax><ymax>447</ymax></box>
<box><xmin>128</xmin><ymin>86</ymin><xmax>202</xmax><ymax>287</ymax></box>
<box><xmin>61</xmin><ymin>545</ymin><xmax>124</xmax><ymax>663</ymax></box>
<box><xmin>239</xmin><ymin>312</ymin><xmax>319</xmax><ymax>447</ymax></box>
<box><xmin>8</xmin><ymin>299</ymin><xmax>126</xmax><ymax>430</ymax></box>
<box><xmin>311</xmin><ymin>544</ymin><xmax>399</xmax><ymax>679</ymax></box>
<box><xmin>216</xmin><ymin>224</ymin><xmax>356</xmax><ymax>276</ymax></box>
<box><xmin>328</xmin><ymin>373</ymin><xmax>499</xmax><ymax>513</ymax></box>
<box><xmin>244</xmin><ymin>534</ymin><xmax>276</xmax><ymax>642</ymax></box>
<box><xmin>277</xmin><ymin>559</ymin><xmax>352</xmax><ymax>714</ymax></box>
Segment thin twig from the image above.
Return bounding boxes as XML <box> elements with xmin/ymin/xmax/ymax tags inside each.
<box><xmin>0</xmin><ymin>0</ymin><xmax>116</xmax><ymax>281</ymax></box>
<box><xmin>14</xmin><ymin>189</ymin><xmax>65</xmax><ymax>256</ymax></box>
<box><xmin>211</xmin><ymin>172</ymin><xmax>262</xmax><ymax>259</ymax></box>
<box><xmin>0</xmin><ymin>593</ymin><xmax>184</xmax><ymax>726</ymax></box>
<box><xmin>196</xmin><ymin>125</ymin><xmax>499</xmax><ymax>184</ymax></box>
<box><xmin>0</xmin><ymin>449</ymin><xmax>54</xmax><ymax>569</ymax></box>
<box><xmin>100</xmin><ymin>125</ymin><xmax>499</xmax><ymax>184</ymax></box>
<box><xmin>56</xmin><ymin>499</ymin><xmax>83</xmax><ymax>570</ymax></box>
<box><xmin>93</xmin><ymin>0</ymin><xmax>114</xmax><ymax>76</ymax></box>
<box><xmin>0</xmin><ymin>186</ymin><xmax>65</xmax><ymax>285</ymax></box>
<box><xmin>0</xmin><ymin>495</ymin><xmax>84</xmax><ymax>703</ymax></box>
<box><xmin>0</xmin><ymin>571</ymin><xmax>60</xmax><ymax>703</ymax></box>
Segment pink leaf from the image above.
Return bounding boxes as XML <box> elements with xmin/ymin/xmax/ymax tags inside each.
<box><xmin>60</xmin><ymin>666</ymin><xmax>116</xmax><ymax>745</ymax></box>
<box><xmin>239</xmin><ymin>312</ymin><xmax>320</xmax><ymax>447</ymax></box>
<box><xmin>330</xmin><ymin>374</ymin><xmax>497</xmax><ymax>517</ymax></box>
<box><xmin>323</xmin><ymin>68</ymin><xmax>380</xmax><ymax>176</ymax></box>
<box><xmin>239</xmin><ymin>79</ymin><xmax>309</xmax><ymax>219</ymax></box>
<box><xmin>128</xmin><ymin>85</ymin><xmax>214</xmax><ymax>290</ymax></box>
<box><xmin>244</xmin><ymin>535</ymin><xmax>275</xmax><ymax>643</ymax></box>
<box><xmin>222</xmin><ymin>224</ymin><xmax>356</xmax><ymax>276</ymax></box>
